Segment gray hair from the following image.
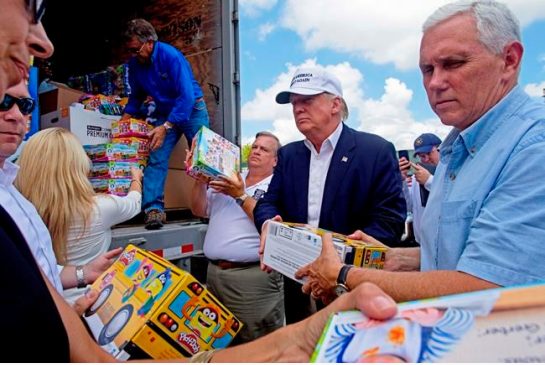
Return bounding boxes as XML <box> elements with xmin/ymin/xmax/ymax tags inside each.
<box><xmin>339</xmin><ymin>97</ymin><xmax>349</xmax><ymax>121</ymax></box>
<box><xmin>324</xmin><ymin>93</ymin><xmax>349</xmax><ymax>121</ymax></box>
<box><xmin>423</xmin><ymin>0</ymin><xmax>521</xmax><ymax>56</ymax></box>
<box><xmin>124</xmin><ymin>19</ymin><xmax>158</xmax><ymax>43</ymax></box>
<box><xmin>255</xmin><ymin>131</ymin><xmax>281</xmax><ymax>155</ymax></box>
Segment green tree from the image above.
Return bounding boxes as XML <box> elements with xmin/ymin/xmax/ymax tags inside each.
<box><xmin>241</xmin><ymin>143</ymin><xmax>252</xmax><ymax>168</ymax></box>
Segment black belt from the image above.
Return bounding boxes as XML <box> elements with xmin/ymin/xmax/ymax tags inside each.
<box><xmin>209</xmin><ymin>259</ymin><xmax>259</xmax><ymax>270</ymax></box>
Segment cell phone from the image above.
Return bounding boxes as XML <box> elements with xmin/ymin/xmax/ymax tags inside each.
<box><xmin>398</xmin><ymin>149</ymin><xmax>410</xmax><ymax>161</ymax></box>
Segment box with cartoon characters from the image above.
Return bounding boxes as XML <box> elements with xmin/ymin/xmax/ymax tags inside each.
<box><xmin>83</xmin><ymin>245</ymin><xmax>242</xmax><ymax>360</ymax></box>
<box><xmin>187</xmin><ymin>126</ymin><xmax>240</xmax><ymax>180</ymax></box>
<box><xmin>263</xmin><ymin>222</ymin><xmax>387</xmax><ymax>283</ymax></box>
<box><xmin>312</xmin><ymin>283</ymin><xmax>545</xmax><ymax>362</ymax></box>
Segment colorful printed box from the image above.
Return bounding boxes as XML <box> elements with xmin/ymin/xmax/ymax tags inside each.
<box><xmin>312</xmin><ymin>283</ymin><xmax>545</xmax><ymax>363</ymax></box>
<box><xmin>264</xmin><ymin>222</ymin><xmax>387</xmax><ymax>283</ymax></box>
<box><xmin>89</xmin><ymin>178</ymin><xmax>132</xmax><ymax>196</ymax></box>
<box><xmin>187</xmin><ymin>126</ymin><xmax>240</xmax><ymax>180</ymax></box>
<box><xmin>112</xmin><ymin>136</ymin><xmax>150</xmax><ymax>155</ymax></box>
<box><xmin>90</xmin><ymin>161</ymin><xmax>137</xmax><ymax>179</ymax></box>
<box><xmin>111</xmin><ymin>118</ymin><xmax>152</xmax><ymax>138</ymax></box>
<box><xmin>84</xmin><ymin>245</ymin><xmax>242</xmax><ymax>360</ymax></box>
<box><xmin>83</xmin><ymin>143</ymin><xmax>138</xmax><ymax>162</ymax></box>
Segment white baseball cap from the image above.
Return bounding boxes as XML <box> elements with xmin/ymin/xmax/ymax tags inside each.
<box><xmin>275</xmin><ymin>67</ymin><xmax>343</xmax><ymax>104</ymax></box>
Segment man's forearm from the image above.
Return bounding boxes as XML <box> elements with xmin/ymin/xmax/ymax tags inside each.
<box><xmin>212</xmin><ymin>324</ymin><xmax>296</xmax><ymax>362</ymax></box>
<box><xmin>240</xmin><ymin>196</ymin><xmax>257</xmax><ymax>221</ymax></box>
<box><xmin>346</xmin><ymin>268</ymin><xmax>499</xmax><ymax>303</ymax></box>
<box><xmin>385</xmin><ymin>247</ymin><xmax>421</xmax><ymax>271</ymax></box>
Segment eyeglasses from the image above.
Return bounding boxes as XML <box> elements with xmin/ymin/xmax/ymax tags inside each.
<box><xmin>127</xmin><ymin>42</ymin><xmax>147</xmax><ymax>55</ymax></box>
<box><xmin>26</xmin><ymin>0</ymin><xmax>47</xmax><ymax>24</ymax></box>
<box><xmin>0</xmin><ymin>94</ymin><xmax>36</xmax><ymax>116</ymax></box>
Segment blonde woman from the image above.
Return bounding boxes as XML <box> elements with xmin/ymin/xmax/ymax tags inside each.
<box><xmin>15</xmin><ymin>127</ymin><xmax>143</xmax><ymax>303</ymax></box>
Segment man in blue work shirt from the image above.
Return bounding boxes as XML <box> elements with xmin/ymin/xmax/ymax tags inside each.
<box><xmin>121</xmin><ymin>18</ymin><xmax>209</xmax><ymax>229</ymax></box>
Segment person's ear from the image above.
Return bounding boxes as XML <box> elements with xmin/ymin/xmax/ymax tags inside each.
<box><xmin>502</xmin><ymin>41</ymin><xmax>523</xmax><ymax>79</ymax></box>
<box><xmin>331</xmin><ymin>97</ymin><xmax>341</xmax><ymax>115</ymax></box>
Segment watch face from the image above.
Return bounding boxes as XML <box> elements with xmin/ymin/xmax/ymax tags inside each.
<box><xmin>335</xmin><ymin>283</ymin><xmax>349</xmax><ymax>297</ymax></box>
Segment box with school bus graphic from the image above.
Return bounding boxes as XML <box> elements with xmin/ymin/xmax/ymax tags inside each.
<box><xmin>83</xmin><ymin>245</ymin><xmax>242</xmax><ymax>360</ymax></box>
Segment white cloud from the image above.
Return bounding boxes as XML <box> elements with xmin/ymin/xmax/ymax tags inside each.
<box><xmin>524</xmin><ymin>81</ymin><xmax>545</xmax><ymax>98</ymax></box>
<box><xmin>277</xmin><ymin>0</ymin><xmax>545</xmax><ymax>70</ymax></box>
<box><xmin>241</xmin><ymin>60</ymin><xmax>451</xmax><ymax>149</ymax></box>
<box><xmin>258</xmin><ymin>22</ymin><xmax>276</xmax><ymax>41</ymax></box>
<box><xmin>243</xmin><ymin>50</ymin><xmax>256</xmax><ymax>61</ymax></box>
<box><xmin>240</xmin><ymin>0</ymin><xmax>278</xmax><ymax>18</ymax></box>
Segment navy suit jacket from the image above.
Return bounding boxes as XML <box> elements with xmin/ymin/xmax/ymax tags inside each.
<box><xmin>0</xmin><ymin>205</ymin><xmax>69</xmax><ymax>361</ymax></box>
<box><xmin>254</xmin><ymin>124</ymin><xmax>406</xmax><ymax>246</ymax></box>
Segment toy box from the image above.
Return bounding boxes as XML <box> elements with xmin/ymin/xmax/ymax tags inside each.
<box><xmin>112</xmin><ymin>136</ymin><xmax>150</xmax><ymax>155</ymax></box>
<box><xmin>89</xmin><ymin>178</ymin><xmax>132</xmax><ymax>196</ymax></box>
<box><xmin>90</xmin><ymin>161</ymin><xmax>137</xmax><ymax>179</ymax></box>
<box><xmin>312</xmin><ymin>283</ymin><xmax>545</xmax><ymax>363</ymax></box>
<box><xmin>264</xmin><ymin>222</ymin><xmax>387</xmax><ymax>283</ymax></box>
<box><xmin>111</xmin><ymin>118</ymin><xmax>152</xmax><ymax>138</ymax></box>
<box><xmin>187</xmin><ymin>126</ymin><xmax>240</xmax><ymax>180</ymax></box>
<box><xmin>83</xmin><ymin>143</ymin><xmax>138</xmax><ymax>162</ymax></box>
<box><xmin>84</xmin><ymin>245</ymin><xmax>242</xmax><ymax>360</ymax></box>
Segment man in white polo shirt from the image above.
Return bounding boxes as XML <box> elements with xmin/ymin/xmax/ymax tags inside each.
<box><xmin>190</xmin><ymin>131</ymin><xmax>284</xmax><ymax>344</ymax></box>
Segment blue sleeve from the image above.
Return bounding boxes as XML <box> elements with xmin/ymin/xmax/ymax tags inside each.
<box><xmin>166</xmin><ymin>52</ymin><xmax>195</xmax><ymax>125</ymax></box>
<box><xmin>124</xmin><ymin>60</ymin><xmax>146</xmax><ymax>116</ymax></box>
<box><xmin>458</xmin><ymin>134</ymin><xmax>545</xmax><ymax>286</ymax></box>
<box><xmin>254</xmin><ymin>149</ymin><xmax>285</xmax><ymax>233</ymax></box>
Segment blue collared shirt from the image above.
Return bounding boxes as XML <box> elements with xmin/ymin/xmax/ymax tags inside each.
<box><xmin>124</xmin><ymin>41</ymin><xmax>203</xmax><ymax>125</ymax></box>
<box><xmin>420</xmin><ymin>86</ymin><xmax>545</xmax><ymax>286</ymax></box>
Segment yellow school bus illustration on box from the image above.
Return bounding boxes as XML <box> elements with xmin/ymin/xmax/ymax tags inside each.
<box><xmin>84</xmin><ymin>245</ymin><xmax>242</xmax><ymax>359</ymax></box>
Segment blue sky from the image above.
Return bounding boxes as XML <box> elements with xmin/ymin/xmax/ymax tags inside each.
<box><xmin>238</xmin><ymin>0</ymin><xmax>545</xmax><ymax>149</ymax></box>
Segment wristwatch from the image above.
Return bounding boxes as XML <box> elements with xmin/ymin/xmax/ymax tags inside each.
<box><xmin>76</xmin><ymin>265</ymin><xmax>86</xmax><ymax>288</ymax></box>
<box><xmin>235</xmin><ymin>193</ymin><xmax>249</xmax><ymax>206</ymax></box>
<box><xmin>162</xmin><ymin>121</ymin><xmax>173</xmax><ymax>131</ymax></box>
<box><xmin>334</xmin><ymin>264</ymin><xmax>353</xmax><ymax>297</ymax></box>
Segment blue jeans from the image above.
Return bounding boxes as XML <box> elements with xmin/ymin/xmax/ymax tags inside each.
<box><xmin>143</xmin><ymin>99</ymin><xmax>209</xmax><ymax>213</ymax></box>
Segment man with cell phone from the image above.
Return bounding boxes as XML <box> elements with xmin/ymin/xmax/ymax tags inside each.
<box><xmin>399</xmin><ymin>133</ymin><xmax>442</xmax><ymax>245</ymax></box>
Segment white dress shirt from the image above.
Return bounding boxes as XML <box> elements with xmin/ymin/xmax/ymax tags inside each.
<box><xmin>0</xmin><ymin>161</ymin><xmax>63</xmax><ymax>292</ymax></box>
<box><xmin>304</xmin><ymin>122</ymin><xmax>343</xmax><ymax>227</ymax></box>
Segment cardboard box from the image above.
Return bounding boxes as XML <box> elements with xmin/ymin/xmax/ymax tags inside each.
<box><xmin>89</xmin><ymin>178</ymin><xmax>132</xmax><ymax>196</ymax></box>
<box><xmin>84</xmin><ymin>245</ymin><xmax>242</xmax><ymax>360</ymax></box>
<box><xmin>264</xmin><ymin>222</ymin><xmax>387</xmax><ymax>283</ymax></box>
<box><xmin>39</xmin><ymin>81</ymin><xmax>85</xmax><ymax>115</ymax></box>
<box><xmin>83</xmin><ymin>143</ymin><xmax>138</xmax><ymax>162</ymax></box>
<box><xmin>40</xmin><ymin>103</ymin><xmax>119</xmax><ymax>145</ymax></box>
<box><xmin>164</xmin><ymin>169</ymin><xmax>194</xmax><ymax>209</ymax></box>
<box><xmin>187</xmin><ymin>126</ymin><xmax>240</xmax><ymax>179</ymax></box>
<box><xmin>312</xmin><ymin>283</ymin><xmax>545</xmax><ymax>363</ymax></box>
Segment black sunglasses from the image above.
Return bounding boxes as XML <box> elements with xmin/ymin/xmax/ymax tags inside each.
<box><xmin>0</xmin><ymin>94</ymin><xmax>36</xmax><ymax>116</ymax></box>
<box><xmin>26</xmin><ymin>0</ymin><xmax>47</xmax><ymax>24</ymax></box>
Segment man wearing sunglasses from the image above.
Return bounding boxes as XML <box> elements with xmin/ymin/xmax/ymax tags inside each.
<box><xmin>0</xmin><ymin>82</ymin><xmax>35</xmax><ymax>165</ymax></box>
<box><xmin>120</xmin><ymin>18</ymin><xmax>210</xmax><ymax>230</ymax></box>
<box><xmin>0</xmin><ymin>79</ymin><xmax>121</xmax><ymax>294</ymax></box>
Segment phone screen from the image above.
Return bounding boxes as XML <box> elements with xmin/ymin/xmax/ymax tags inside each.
<box><xmin>398</xmin><ymin>150</ymin><xmax>409</xmax><ymax>161</ymax></box>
